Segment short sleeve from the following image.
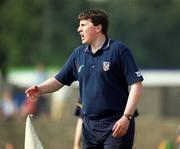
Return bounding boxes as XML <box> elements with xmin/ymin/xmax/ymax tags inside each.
<box><xmin>119</xmin><ymin>48</ymin><xmax>143</xmax><ymax>85</ymax></box>
<box><xmin>55</xmin><ymin>51</ymin><xmax>77</xmax><ymax>86</ymax></box>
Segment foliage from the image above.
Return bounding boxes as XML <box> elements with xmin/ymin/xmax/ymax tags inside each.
<box><xmin>0</xmin><ymin>0</ymin><xmax>180</xmax><ymax>77</ymax></box>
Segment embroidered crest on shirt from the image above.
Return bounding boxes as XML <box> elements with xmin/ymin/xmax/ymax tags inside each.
<box><xmin>103</xmin><ymin>62</ymin><xmax>110</xmax><ymax>71</ymax></box>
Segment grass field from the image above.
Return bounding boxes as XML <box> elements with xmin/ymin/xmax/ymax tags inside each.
<box><xmin>0</xmin><ymin>98</ymin><xmax>180</xmax><ymax>149</ymax></box>
<box><xmin>0</xmin><ymin>116</ymin><xmax>179</xmax><ymax>149</ymax></box>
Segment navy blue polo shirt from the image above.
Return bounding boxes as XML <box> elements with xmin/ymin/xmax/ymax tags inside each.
<box><xmin>55</xmin><ymin>38</ymin><xmax>143</xmax><ymax>117</ymax></box>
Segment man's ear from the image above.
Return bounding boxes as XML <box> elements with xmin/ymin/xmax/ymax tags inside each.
<box><xmin>96</xmin><ymin>24</ymin><xmax>102</xmax><ymax>33</ymax></box>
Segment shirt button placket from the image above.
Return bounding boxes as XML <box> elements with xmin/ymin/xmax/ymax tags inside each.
<box><xmin>91</xmin><ymin>56</ymin><xmax>95</xmax><ymax>70</ymax></box>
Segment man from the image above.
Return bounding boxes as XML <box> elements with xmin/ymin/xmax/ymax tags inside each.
<box><xmin>176</xmin><ymin>125</ymin><xmax>180</xmax><ymax>149</ymax></box>
<box><xmin>25</xmin><ymin>9</ymin><xmax>143</xmax><ymax>149</ymax></box>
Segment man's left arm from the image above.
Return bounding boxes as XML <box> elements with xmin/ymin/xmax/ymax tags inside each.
<box><xmin>123</xmin><ymin>81</ymin><xmax>143</xmax><ymax>116</ymax></box>
<box><xmin>112</xmin><ymin>81</ymin><xmax>143</xmax><ymax>137</ymax></box>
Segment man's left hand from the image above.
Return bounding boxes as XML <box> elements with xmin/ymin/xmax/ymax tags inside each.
<box><xmin>112</xmin><ymin>116</ymin><xmax>130</xmax><ymax>137</ymax></box>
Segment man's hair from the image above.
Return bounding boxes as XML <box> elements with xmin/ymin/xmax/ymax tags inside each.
<box><xmin>78</xmin><ymin>9</ymin><xmax>109</xmax><ymax>35</ymax></box>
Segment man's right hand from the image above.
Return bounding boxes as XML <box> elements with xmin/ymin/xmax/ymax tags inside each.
<box><xmin>25</xmin><ymin>85</ymin><xmax>40</xmax><ymax>101</ymax></box>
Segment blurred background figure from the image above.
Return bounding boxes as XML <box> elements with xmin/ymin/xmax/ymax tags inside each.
<box><xmin>158</xmin><ymin>139</ymin><xmax>174</xmax><ymax>149</ymax></box>
<box><xmin>132</xmin><ymin>109</ymin><xmax>139</xmax><ymax>149</ymax></box>
<box><xmin>176</xmin><ymin>125</ymin><xmax>180</xmax><ymax>149</ymax></box>
<box><xmin>0</xmin><ymin>89</ymin><xmax>17</xmax><ymax>120</ymax></box>
<box><xmin>4</xmin><ymin>142</ymin><xmax>15</xmax><ymax>149</ymax></box>
<box><xmin>19</xmin><ymin>63</ymin><xmax>50</xmax><ymax>118</ymax></box>
<box><xmin>35</xmin><ymin>63</ymin><xmax>49</xmax><ymax>118</ymax></box>
<box><xmin>73</xmin><ymin>117</ymin><xmax>82</xmax><ymax>149</ymax></box>
<box><xmin>35</xmin><ymin>63</ymin><xmax>48</xmax><ymax>85</ymax></box>
<box><xmin>19</xmin><ymin>97</ymin><xmax>37</xmax><ymax>118</ymax></box>
<box><xmin>73</xmin><ymin>99</ymin><xmax>82</xmax><ymax>149</ymax></box>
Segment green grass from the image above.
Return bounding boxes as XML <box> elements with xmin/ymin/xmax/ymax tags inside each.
<box><xmin>0</xmin><ymin>109</ymin><xmax>180</xmax><ymax>149</ymax></box>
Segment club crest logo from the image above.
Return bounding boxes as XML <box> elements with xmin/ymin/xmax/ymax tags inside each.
<box><xmin>103</xmin><ymin>61</ymin><xmax>110</xmax><ymax>71</ymax></box>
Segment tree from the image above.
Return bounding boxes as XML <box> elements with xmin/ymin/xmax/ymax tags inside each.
<box><xmin>0</xmin><ymin>0</ymin><xmax>180</xmax><ymax>73</ymax></box>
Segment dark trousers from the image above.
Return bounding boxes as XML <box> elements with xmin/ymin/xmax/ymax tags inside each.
<box><xmin>82</xmin><ymin>115</ymin><xmax>135</xmax><ymax>149</ymax></box>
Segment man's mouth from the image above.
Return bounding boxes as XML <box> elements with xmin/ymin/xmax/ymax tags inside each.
<box><xmin>80</xmin><ymin>34</ymin><xmax>84</xmax><ymax>40</ymax></box>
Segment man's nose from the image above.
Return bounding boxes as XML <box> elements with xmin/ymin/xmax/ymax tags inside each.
<box><xmin>77</xmin><ymin>26</ymin><xmax>81</xmax><ymax>32</ymax></box>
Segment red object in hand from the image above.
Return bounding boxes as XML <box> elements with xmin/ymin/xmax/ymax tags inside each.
<box><xmin>26</xmin><ymin>86</ymin><xmax>39</xmax><ymax>99</ymax></box>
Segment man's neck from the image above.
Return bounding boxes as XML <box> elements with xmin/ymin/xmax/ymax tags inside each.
<box><xmin>91</xmin><ymin>35</ymin><xmax>106</xmax><ymax>54</ymax></box>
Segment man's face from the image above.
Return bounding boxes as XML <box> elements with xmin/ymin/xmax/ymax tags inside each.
<box><xmin>77</xmin><ymin>19</ymin><xmax>98</xmax><ymax>44</ymax></box>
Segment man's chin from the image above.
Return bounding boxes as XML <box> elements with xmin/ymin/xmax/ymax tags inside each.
<box><xmin>81</xmin><ymin>40</ymin><xmax>87</xmax><ymax>44</ymax></box>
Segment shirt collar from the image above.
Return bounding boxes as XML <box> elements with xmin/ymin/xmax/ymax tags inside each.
<box><xmin>84</xmin><ymin>37</ymin><xmax>111</xmax><ymax>53</ymax></box>
<box><xmin>101</xmin><ymin>37</ymin><xmax>111</xmax><ymax>50</ymax></box>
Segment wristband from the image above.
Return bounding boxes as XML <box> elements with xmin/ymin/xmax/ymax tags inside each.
<box><xmin>124</xmin><ymin>114</ymin><xmax>133</xmax><ymax>121</ymax></box>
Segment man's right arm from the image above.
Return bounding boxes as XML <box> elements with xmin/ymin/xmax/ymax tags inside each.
<box><xmin>25</xmin><ymin>77</ymin><xmax>63</xmax><ymax>100</ymax></box>
<box><xmin>38</xmin><ymin>77</ymin><xmax>63</xmax><ymax>94</ymax></box>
